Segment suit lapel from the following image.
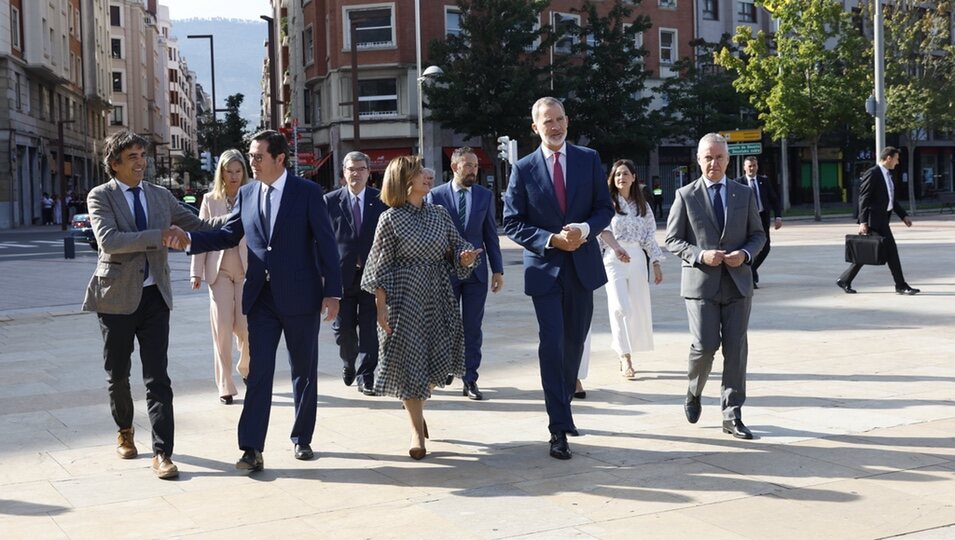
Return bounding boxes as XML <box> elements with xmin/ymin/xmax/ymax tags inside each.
<box><xmin>252</xmin><ymin>181</ymin><xmax>267</xmax><ymax>240</ymax></box>
<box><xmin>108</xmin><ymin>180</ymin><xmax>137</xmax><ymax>230</ymax></box>
<box><xmin>271</xmin><ymin>176</ymin><xmax>293</xmax><ymax>239</ymax></box>
<box><xmin>340</xmin><ymin>191</ymin><xmax>358</xmax><ymax>235</ymax></box>
<box><xmin>564</xmin><ymin>145</ymin><xmax>581</xmax><ymax>213</ymax></box>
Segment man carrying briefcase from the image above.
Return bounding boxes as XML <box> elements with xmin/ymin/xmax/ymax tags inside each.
<box><xmin>836</xmin><ymin>147</ymin><xmax>920</xmax><ymax>295</ymax></box>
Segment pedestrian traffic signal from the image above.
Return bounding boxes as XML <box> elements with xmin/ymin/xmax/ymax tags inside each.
<box><xmin>200</xmin><ymin>151</ymin><xmax>213</xmax><ymax>172</ymax></box>
<box><xmin>497</xmin><ymin>135</ymin><xmax>518</xmax><ymax>165</ymax></box>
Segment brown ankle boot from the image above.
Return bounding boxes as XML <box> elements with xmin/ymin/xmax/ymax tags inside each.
<box><xmin>116</xmin><ymin>427</ymin><xmax>138</xmax><ymax>459</ymax></box>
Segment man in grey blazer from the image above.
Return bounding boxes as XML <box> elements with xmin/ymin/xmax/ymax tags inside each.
<box><xmin>83</xmin><ymin>130</ymin><xmax>218</xmax><ymax>479</ymax></box>
<box><xmin>665</xmin><ymin>133</ymin><xmax>765</xmax><ymax>439</ymax></box>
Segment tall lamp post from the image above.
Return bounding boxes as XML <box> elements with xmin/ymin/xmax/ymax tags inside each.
<box><xmin>57</xmin><ymin>120</ymin><xmax>75</xmax><ymax>231</ymax></box>
<box><xmin>417</xmin><ymin>66</ymin><xmax>443</xmax><ymax>160</ymax></box>
<box><xmin>259</xmin><ymin>16</ymin><xmax>279</xmax><ymax>130</ymax></box>
<box><xmin>187</xmin><ymin>34</ymin><xmax>229</xmax><ymax>154</ymax></box>
<box><xmin>152</xmin><ymin>141</ymin><xmax>170</xmax><ymax>186</ymax></box>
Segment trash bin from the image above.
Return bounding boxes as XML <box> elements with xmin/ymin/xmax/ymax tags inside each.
<box><xmin>64</xmin><ymin>236</ymin><xmax>75</xmax><ymax>259</ymax></box>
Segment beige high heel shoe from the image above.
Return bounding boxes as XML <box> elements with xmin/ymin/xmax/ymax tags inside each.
<box><xmin>620</xmin><ymin>354</ymin><xmax>637</xmax><ymax>379</ymax></box>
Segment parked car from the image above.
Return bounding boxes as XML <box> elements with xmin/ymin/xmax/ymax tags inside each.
<box><xmin>70</xmin><ymin>213</ymin><xmax>97</xmax><ymax>249</ymax></box>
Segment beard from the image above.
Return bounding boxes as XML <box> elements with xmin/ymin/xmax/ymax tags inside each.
<box><xmin>457</xmin><ymin>173</ymin><xmax>477</xmax><ymax>187</ymax></box>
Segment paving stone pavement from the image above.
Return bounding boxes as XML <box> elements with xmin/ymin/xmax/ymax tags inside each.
<box><xmin>1</xmin><ymin>216</ymin><xmax>954</xmax><ymax>539</ymax></box>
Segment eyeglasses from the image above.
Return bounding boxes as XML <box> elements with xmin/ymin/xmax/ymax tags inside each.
<box><xmin>247</xmin><ymin>153</ymin><xmax>267</xmax><ymax>163</ymax></box>
<box><xmin>345</xmin><ymin>166</ymin><xmax>368</xmax><ymax>173</ymax></box>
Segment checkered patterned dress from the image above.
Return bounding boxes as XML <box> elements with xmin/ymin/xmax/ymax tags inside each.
<box><xmin>361</xmin><ymin>202</ymin><xmax>474</xmax><ymax>399</ymax></box>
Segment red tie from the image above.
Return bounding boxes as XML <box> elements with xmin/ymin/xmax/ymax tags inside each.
<box><xmin>553</xmin><ymin>152</ymin><xmax>567</xmax><ymax>214</ymax></box>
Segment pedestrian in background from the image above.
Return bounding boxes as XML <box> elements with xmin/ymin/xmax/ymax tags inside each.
<box><xmin>735</xmin><ymin>156</ymin><xmax>782</xmax><ymax>288</ymax></box>
<box><xmin>361</xmin><ymin>155</ymin><xmax>480</xmax><ymax>460</ymax></box>
<box><xmin>41</xmin><ymin>192</ymin><xmax>53</xmax><ymax>225</ymax></box>
<box><xmin>428</xmin><ymin>147</ymin><xmax>505</xmax><ymax>401</ymax></box>
<box><xmin>190</xmin><ymin>149</ymin><xmax>251</xmax><ymax>405</ymax></box>
<box><xmin>578</xmin><ymin>160</ymin><xmax>663</xmax><ymax>390</ymax></box>
<box><xmin>325</xmin><ymin>151</ymin><xmax>386</xmax><ymax>396</ymax></box>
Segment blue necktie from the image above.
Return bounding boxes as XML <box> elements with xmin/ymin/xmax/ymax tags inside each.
<box><xmin>712</xmin><ymin>183</ymin><xmax>725</xmax><ymax>231</ymax></box>
<box><xmin>261</xmin><ymin>186</ymin><xmax>274</xmax><ymax>240</ymax></box>
<box><xmin>130</xmin><ymin>187</ymin><xmax>148</xmax><ymax>281</ymax></box>
<box><xmin>457</xmin><ymin>188</ymin><xmax>467</xmax><ymax>228</ymax></box>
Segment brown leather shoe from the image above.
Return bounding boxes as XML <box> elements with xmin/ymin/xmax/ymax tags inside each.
<box><xmin>116</xmin><ymin>428</ymin><xmax>138</xmax><ymax>459</ymax></box>
<box><xmin>151</xmin><ymin>453</ymin><xmax>179</xmax><ymax>479</ymax></box>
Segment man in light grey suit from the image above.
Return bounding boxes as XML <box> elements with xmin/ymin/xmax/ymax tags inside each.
<box><xmin>665</xmin><ymin>133</ymin><xmax>765</xmax><ymax>439</ymax></box>
<box><xmin>83</xmin><ymin>130</ymin><xmax>218</xmax><ymax>479</ymax></box>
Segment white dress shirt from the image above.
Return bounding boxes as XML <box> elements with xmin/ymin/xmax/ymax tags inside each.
<box><xmin>119</xmin><ymin>181</ymin><xmax>155</xmax><ymax>287</ymax></box>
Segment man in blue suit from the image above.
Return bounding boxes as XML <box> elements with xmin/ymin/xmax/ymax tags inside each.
<box><xmin>503</xmin><ymin>97</ymin><xmax>613</xmax><ymax>460</ymax></box>
<box><xmin>429</xmin><ymin>147</ymin><xmax>504</xmax><ymax>400</ymax></box>
<box><xmin>325</xmin><ymin>151</ymin><xmax>386</xmax><ymax>396</ymax></box>
<box><xmin>185</xmin><ymin>130</ymin><xmax>342</xmax><ymax>471</ymax></box>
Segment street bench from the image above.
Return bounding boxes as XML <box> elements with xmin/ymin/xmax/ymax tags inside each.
<box><xmin>939</xmin><ymin>192</ymin><xmax>955</xmax><ymax>214</ymax></box>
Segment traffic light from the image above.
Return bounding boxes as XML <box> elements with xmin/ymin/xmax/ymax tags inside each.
<box><xmin>200</xmin><ymin>151</ymin><xmax>212</xmax><ymax>172</ymax></box>
<box><xmin>497</xmin><ymin>136</ymin><xmax>511</xmax><ymax>162</ymax></box>
<box><xmin>497</xmin><ymin>136</ymin><xmax>517</xmax><ymax>165</ymax></box>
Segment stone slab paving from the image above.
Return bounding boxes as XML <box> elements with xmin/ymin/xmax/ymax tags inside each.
<box><xmin>1</xmin><ymin>216</ymin><xmax>954</xmax><ymax>539</ymax></box>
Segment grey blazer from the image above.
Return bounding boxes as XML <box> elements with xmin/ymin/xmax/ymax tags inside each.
<box><xmin>665</xmin><ymin>177</ymin><xmax>766</xmax><ymax>300</ymax></box>
<box><xmin>82</xmin><ymin>179</ymin><xmax>220</xmax><ymax>315</ymax></box>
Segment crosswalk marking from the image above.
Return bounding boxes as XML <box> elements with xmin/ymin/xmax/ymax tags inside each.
<box><xmin>0</xmin><ymin>243</ymin><xmax>36</xmax><ymax>248</ymax></box>
<box><xmin>34</xmin><ymin>240</ymin><xmax>68</xmax><ymax>244</ymax></box>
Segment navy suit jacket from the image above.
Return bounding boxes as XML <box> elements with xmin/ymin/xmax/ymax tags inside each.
<box><xmin>429</xmin><ymin>182</ymin><xmax>503</xmax><ymax>284</ymax></box>
<box><xmin>503</xmin><ymin>143</ymin><xmax>613</xmax><ymax>296</ymax></box>
<box><xmin>734</xmin><ymin>174</ymin><xmax>781</xmax><ymax>220</ymax></box>
<box><xmin>324</xmin><ymin>186</ymin><xmax>386</xmax><ymax>287</ymax></box>
<box><xmin>189</xmin><ymin>174</ymin><xmax>342</xmax><ymax>316</ymax></box>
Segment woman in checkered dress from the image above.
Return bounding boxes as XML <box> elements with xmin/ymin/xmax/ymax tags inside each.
<box><xmin>361</xmin><ymin>155</ymin><xmax>481</xmax><ymax>460</ymax></box>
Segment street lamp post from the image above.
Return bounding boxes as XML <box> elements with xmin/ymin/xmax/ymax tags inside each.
<box><xmin>417</xmin><ymin>66</ymin><xmax>443</xmax><ymax>161</ymax></box>
<box><xmin>57</xmin><ymin>120</ymin><xmax>76</xmax><ymax>231</ymax></box>
<box><xmin>187</xmin><ymin>34</ymin><xmax>230</xmax><ymax>155</ymax></box>
<box><xmin>259</xmin><ymin>16</ymin><xmax>279</xmax><ymax>130</ymax></box>
<box><xmin>153</xmin><ymin>141</ymin><xmax>170</xmax><ymax>185</ymax></box>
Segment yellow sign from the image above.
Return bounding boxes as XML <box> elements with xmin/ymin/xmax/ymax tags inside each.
<box><xmin>720</xmin><ymin>129</ymin><xmax>762</xmax><ymax>142</ymax></box>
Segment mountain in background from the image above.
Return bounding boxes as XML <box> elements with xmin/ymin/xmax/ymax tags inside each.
<box><xmin>170</xmin><ymin>18</ymin><xmax>267</xmax><ymax>128</ymax></box>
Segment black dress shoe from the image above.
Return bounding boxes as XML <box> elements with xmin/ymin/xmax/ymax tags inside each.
<box><xmin>294</xmin><ymin>443</ymin><xmax>314</xmax><ymax>460</ymax></box>
<box><xmin>753</xmin><ymin>282</ymin><xmax>759</xmax><ymax>289</ymax></box>
<box><xmin>342</xmin><ymin>364</ymin><xmax>356</xmax><ymax>386</ymax></box>
<box><xmin>566</xmin><ymin>428</ymin><xmax>580</xmax><ymax>437</ymax></box>
<box><xmin>573</xmin><ymin>390</ymin><xmax>586</xmax><ymax>399</ymax></box>
<box><xmin>722</xmin><ymin>419</ymin><xmax>754</xmax><ymax>439</ymax></box>
<box><xmin>219</xmin><ymin>395</ymin><xmax>233</xmax><ymax>405</ymax></box>
<box><xmin>359</xmin><ymin>380</ymin><xmax>376</xmax><ymax>396</ymax></box>
<box><xmin>549</xmin><ymin>432</ymin><xmax>572</xmax><ymax>460</ymax></box>
<box><xmin>463</xmin><ymin>381</ymin><xmax>484</xmax><ymax>400</ymax></box>
<box><xmin>836</xmin><ymin>280</ymin><xmax>857</xmax><ymax>294</ymax></box>
<box><xmin>896</xmin><ymin>286</ymin><xmax>920</xmax><ymax>295</ymax></box>
<box><xmin>684</xmin><ymin>393</ymin><xmax>702</xmax><ymax>424</ymax></box>
<box><xmin>445</xmin><ymin>374</ymin><xmax>454</xmax><ymax>386</ymax></box>
<box><xmin>236</xmin><ymin>449</ymin><xmax>263</xmax><ymax>471</ymax></box>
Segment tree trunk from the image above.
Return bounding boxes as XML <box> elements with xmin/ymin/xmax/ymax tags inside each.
<box><xmin>811</xmin><ymin>138</ymin><xmax>822</xmax><ymax>221</ymax></box>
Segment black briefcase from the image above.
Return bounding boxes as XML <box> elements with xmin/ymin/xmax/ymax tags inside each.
<box><xmin>845</xmin><ymin>234</ymin><xmax>886</xmax><ymax>265</ymax></box>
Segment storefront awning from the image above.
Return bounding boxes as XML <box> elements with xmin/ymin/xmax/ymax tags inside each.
<box><xmin>366</xmin><ymin>148</ymin><xmax>414</xmax><ymax>172</ymax></box>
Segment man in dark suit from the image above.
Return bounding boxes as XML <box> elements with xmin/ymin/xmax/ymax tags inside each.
<box><xmin>735</xmin><ymin>156</ymin><xmax>782</xmax><ymax>288</ymax></box>
<box><xmin>429</xmin><ymin>147</ymin><xmax>504</xmax><ymax>400</ymax></box>
<box><xmin>503</xmin><ymin>97</ymin><xmax>613</xmax><ymax>460</ymax></box>
<box><xmin>837</xmin><ymin>146</ymin><xmax>919</xmax><ymax>295</ymax></box>
<box><xmin>325</xmin><ymin>151</ymin><xmax>385</xmax><ymax>396</ymax></box>
<box><xmin>186</xmin><ymin>130</ymin><xmax>342</xmax><ymax>471</ymax></box>
<box><xmin>83</xmin><ymin>130</ymin><xmax>220</xmax><ymax>479</ymax></box>
<box><xmin>665</xmin><ymin>133</ymin><xmax>765</xmax><ymax>440</ymax></box>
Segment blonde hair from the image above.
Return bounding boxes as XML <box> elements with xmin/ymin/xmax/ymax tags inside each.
<box><xmin>209</xmin><ymin>149</ymin><xmax>249</xmax><ymax>200</ymax></box>
<box><xmin>380</xmin><ymin>155</ymin><xmax>423</xmax><ymax>207</ymax></box>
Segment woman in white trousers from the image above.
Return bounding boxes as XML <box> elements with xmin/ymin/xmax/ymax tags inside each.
<box><xmin>577</xmin><ymin>160</ymin><xmax>663</xmax><ymax>396</ymax></box>
<box><xmin>190</xmin><ymin>149</ymin><xmax>250</xmax><ymax>404</ymax></box>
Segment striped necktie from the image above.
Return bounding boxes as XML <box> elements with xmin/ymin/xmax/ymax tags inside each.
<box><xmin>457</xmin><ymin>188</ymin><xmax>467</xmax><ymax>228</ymax></box>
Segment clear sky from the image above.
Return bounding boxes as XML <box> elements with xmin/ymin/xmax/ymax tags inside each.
<box><xmin>162</xmin><ymin>0</ymin><xmax>271</xmax><ymax>21</ymax></box>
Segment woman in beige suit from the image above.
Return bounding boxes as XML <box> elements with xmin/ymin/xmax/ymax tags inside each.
<box><xmin>190</xmin><ymin>149</ymin><xmax>250</xmax><ymax>404</ymax></box>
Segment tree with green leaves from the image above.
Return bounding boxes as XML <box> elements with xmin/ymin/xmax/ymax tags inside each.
<box><xmin>716</xmin><ymin>0</ymin><xmax>870</xmax><ymax>221</ymax></box>
<box><xmin>560</xmin><ymin>0</ymin><xmax>655</xmax><ymax>162</ymax></box>
<box><xmin>862</xmin><ymin>0</ymin><xmax>955</xmax><ymax>213</ymax></box>
<box><xmin>657</xmin><ymin>36</ymin><xmax>755</xmax><ymax>145</ymax></box>
<box><xmin>425</xmin><ymin>0</ymin><xmax>555</xmax><ymax>163</ymax></box>
<box><xmin>196</xmin><ymin>93</ymin><xmax>249</xmax><ymax>157</ymax></box>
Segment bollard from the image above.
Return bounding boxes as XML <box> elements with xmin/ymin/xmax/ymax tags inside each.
<box><xmin>64</xmin><ymin>236</ymin><xmax>75</xmax><ymax>259</ymax></box>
